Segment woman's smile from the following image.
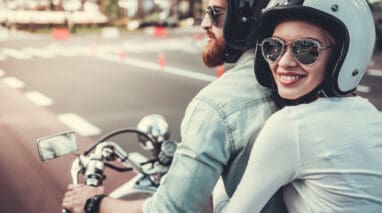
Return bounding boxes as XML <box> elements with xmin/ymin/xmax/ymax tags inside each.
<box><xmin>277</xmin><ymin>72</ymin><xmax>306</xmax><ymax>86</ymax></box>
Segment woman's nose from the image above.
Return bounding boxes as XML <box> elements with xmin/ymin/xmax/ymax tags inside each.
<box><xmin>277</xmin><ymin>47</ymin><xmax>298</xmax><ymax>68</ymax></box>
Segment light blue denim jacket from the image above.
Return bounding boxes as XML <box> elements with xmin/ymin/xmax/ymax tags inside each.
<box><xmin>143</xmin><ymin>50</ymin><xmax>278</xmax><ymax>212</ymax></box>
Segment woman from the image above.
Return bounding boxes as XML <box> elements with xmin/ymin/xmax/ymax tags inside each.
<box><xmin>216</xmin><ymin>0</ymin><xmax>382</xmax><ymax>212</ymax></box>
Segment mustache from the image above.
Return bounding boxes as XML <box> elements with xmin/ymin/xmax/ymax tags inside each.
<box><xmin>205</xmin><ymin>30</ymin><xmax>216</xmax><ymax>39</ymax></box>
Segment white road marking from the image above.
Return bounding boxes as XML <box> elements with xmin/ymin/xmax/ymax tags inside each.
<box><xmin>101</xmin><ymin>27</ymin><xmax>120</xmax><ymax>39</ymax></box>
<box><xmin>65</xmin><ymin>46</ymin><xmax>92</xmax><ymax>56</ymax></box>
<box><xmin>0</xmin><ymin>28</ymin><xmax>9</xmax><ymax>41</ymax></box>
<box><xmin>0</xmin><ymin>36</ymin><xmax>202</xmax><ymax>61</ymax></box>
<box><xmin>22</xmin><ymin>47</ymin><xmax>56</xmax><ymax>58</ymax></box>
<box><xmin>164</xmin><ymin>66</ymin><xmax>216</xmax><ymax>82</ymax></box>
<box><xmin>96</xmin><ymin>53</ymin><xmax>216</xmax><ymax>82</ymax></box>
<box><xmin>95</xmin><ymin>45</ymin><xmax>121</xmax><ymax>54</ymax></box>
<box><xmin>58</xmin><ymin>113</ymin><xmax>101</xmax><ymax>137</ymax></box>
<box><xmin>46</xmin><ymin>46</ymin><xmax>79</xmax><ymax>57</ymax></box>
<box><xmin>123</xmin><ymin>57</ymin><xmax>162</xmax><ymax>71</ymax></box>
<box><xmin>368</xmin><ymin>69</ymin><xmax>382</xmax><ymax>77</ymax></box>
<box><xmin>357</xmin><ymin>84</ymin><xmax>371</xmax><ymax>93</ymax></box>
<box><xmin>0</xmin><ymin>53</ymin><xmax>6</xmax><ymax>61</ymax></box>
<box><xmin>25</xmin><ymin>91</ymin><xmax>54</xmax><ymax>106</ymax></box>
<box><xmin>0</xmin><ymin>38</ymin><xmax>209</xmax><ymax>81</ymax></box>
<box><xmin>121</xmin><ymin>37</ymin><xmax>204</xmax><ymax>54</ymax></box>
<box><xmin>2</xmin><ymin>77</ymin><xmax>25</xmax><ymax>88</ymax></box>
<box><xmin>45</xmin><ymin>45</ymin><xmax>90</xmax><ymax>57</ymax></box>
<box><xmin>1</xmin><ymin>48</ymin><xmax>31</xmax><ymax>59</ymax></box>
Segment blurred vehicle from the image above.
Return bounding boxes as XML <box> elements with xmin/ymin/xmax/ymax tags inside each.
<box><xmin>62</xmin><ymin>0</ymin><xmax>82</xmax><ymax>11</ymax></box>
<box><xmin>119</xmin><ymin>0</ymin><xmax>179</xmax><ymax>28</ymax></box>
<box><xmin>26</xmin><ymin>0</ymin><xmax>49</xmax><ymax>10</ymax></box>
<box><xmin>0</xmin><ymin>9</ymin><xmax>8</xmax><ymax>26</ymax></box>
<box><xmin>0</xmin><ymin>0</ymin><xmax>107</xmax><ymax>31</ymax></box>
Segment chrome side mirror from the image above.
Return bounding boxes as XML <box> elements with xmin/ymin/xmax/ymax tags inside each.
<box><xmin>136</xmin><ymin>114</ymin><xmax>169</xmax><ymax>150</ymax></box>
<box><xmin>137</xmin><ymin>114</ymin><xmax>169</xmax><ymax>141</ymax></box>
<box><xmin>36</xmin><ymin>131</ymin><xmax>78</xmax><ymax>162</ymax></box>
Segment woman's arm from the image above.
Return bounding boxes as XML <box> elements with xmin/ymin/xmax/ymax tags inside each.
<box><xmin>221</xmin><ymin>111</ymin><xmax>300</xmax><ymax>212</ymax></box>
<box><xmin>213</xmin><ymin>177</ymin><xmax>229</xmax><ymax>213</ymax></box>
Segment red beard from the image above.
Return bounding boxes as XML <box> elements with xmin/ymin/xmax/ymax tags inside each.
<box><xmin>202</xmin><ymin>36</ymin><xmax>226</xmax><ymax>68</ymax></box>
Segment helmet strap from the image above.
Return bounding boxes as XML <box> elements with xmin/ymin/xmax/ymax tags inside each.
<box><xmin>223</xmin><ymin>46</ymin><xmax>243</xmax><ymax>63</ymax></box>
<box><xmin>271</xmin><ymin>84</ymin><xmax>326</xmax><ymax>108</ymax></box>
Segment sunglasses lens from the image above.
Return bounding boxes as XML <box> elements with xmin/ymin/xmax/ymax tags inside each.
<box><xmin>206</xmin><ymin>7</ymin><xmax>215</xmax><ymax>24</ymax></box>
<box><xmin>261</xmin><ymin>38</ymin><xmax>323</xmax><ymax>65</ymax></box>
<box><xmin>261</xmin><ymin>38</ymin><xmax>284</xmax><ymax>63</ymax></box>
<box><xmin>292</xmin><ymin>39</ymin><xmax>320</xmax><ymax>64</ymax></box>
<box><xmin>206</xmin><ymin>6</ymin><xmax>223</xmax><ymax>25</ymax></box>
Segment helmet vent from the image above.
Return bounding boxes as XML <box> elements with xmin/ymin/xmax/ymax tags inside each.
<box><xmin>331</xmin><ymin>4</ymin><xmax>339</xmax><ymax>12</ymax></box>
<box><xmin>352</xmin><ymin>69</ymin><xmax>360</xmax><ymax>77</ymax></box>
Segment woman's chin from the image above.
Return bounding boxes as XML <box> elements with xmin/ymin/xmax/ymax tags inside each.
<box><xmin>278</xmin><ymin>91</ymin><xmax>300</xmax><ymax>101</ymax></box>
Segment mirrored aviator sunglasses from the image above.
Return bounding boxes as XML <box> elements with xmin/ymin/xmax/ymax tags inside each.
<box><xmin>206</xmin><ymin>6</ymin><xmax>225</xmax><ymax>26</ymax></box>
<box><xmin>260</xmin><ymin>37</ymin><xmax>333</xmax><ymax>65</ymax></box>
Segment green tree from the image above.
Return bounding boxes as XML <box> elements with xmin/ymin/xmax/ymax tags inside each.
<box><xmin>101</xmin><ymin>0</ymin><xmax>121</xmax><ymax>21</ymax></box>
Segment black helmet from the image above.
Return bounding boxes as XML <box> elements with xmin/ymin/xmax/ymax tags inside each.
<box><xmin>254</xmin><ymin>0</ymin><xmax>375</xmax><ymax>104</ymax></box>
<box><xmin>223</xmin><ymin>0</ymin><xmax>270</xmax><ymax>63</ymax></box>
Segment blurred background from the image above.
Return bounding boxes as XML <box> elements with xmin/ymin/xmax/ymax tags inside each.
<box><xmin>0</xmin><ymin>0</ymin><xmax>206</xmax><ymax>31</ymax></box>
<box><xmin>0</xmin><ymin>0</ymin><xmax>381</xmax><ymax>212</ymax></box>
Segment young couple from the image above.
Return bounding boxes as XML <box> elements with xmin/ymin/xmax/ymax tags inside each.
<box><xmin>62</xmin><ymin>0</ymin><xmax>382</xmax><ymax>212</ymax></box>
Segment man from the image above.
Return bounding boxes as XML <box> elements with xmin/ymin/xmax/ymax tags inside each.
<box><xmin>62</xmin><ymin>0</ymin><xmax>285</xmax><ymax>212</ymax></box>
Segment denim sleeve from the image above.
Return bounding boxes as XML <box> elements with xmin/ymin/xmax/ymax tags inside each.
<box><xmin>143</xmin><ymin>98</ymin><xmax>231</xmax><ymax>213</ymax></box>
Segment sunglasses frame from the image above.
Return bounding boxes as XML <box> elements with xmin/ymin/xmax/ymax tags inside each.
<box><xmin>260</xmin><ymin>37</ymin><xmax>333</xmax><ymax>65</ymax></box>
<box><xmin>206</xmin><ymin>6</ymin><xmax>225</xmax><ymax>26</ymax></box>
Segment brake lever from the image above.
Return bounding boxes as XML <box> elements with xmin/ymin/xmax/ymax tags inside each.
<box><xmin>104</xmin><ymin>162</ymin><xmax>133</xmax><ymax>172</ymax></box>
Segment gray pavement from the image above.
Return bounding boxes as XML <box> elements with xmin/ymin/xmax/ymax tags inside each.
<box><xmin>0</xmin><ymin>83</ymin><xmax>135</xmax><ymax>213</ymax></box>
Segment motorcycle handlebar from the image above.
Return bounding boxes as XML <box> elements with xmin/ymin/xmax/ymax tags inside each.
<box><xmin>69</xmin><ymin>142</ymin><xmax>147</xmax><ymax>188</ymax></box>
<box><xmin>100</xmin><ymin>141</ymin><xmax>146</xmax><ymax>175</ymax></box>
<box><xmin>84</xmin><ymin>129</ymin><xmax>155</xmax><ymax>156</ymax></box>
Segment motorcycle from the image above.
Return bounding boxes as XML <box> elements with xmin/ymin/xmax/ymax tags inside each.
<box><xmin>36</xmin><ymin>114</ymin><xmax>179</xmax><ymax>213</ymax></box>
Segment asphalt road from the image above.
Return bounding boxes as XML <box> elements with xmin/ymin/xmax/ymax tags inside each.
<box><xmin>0</xmin><ymin>27</ymin><xmax>214</xmax><ymax>142</ymax></box>
<box><xmin>0</xmin><ymin>27</ymin><xmax>214</xmax><ymax>213</ymax></box>
<box><xmin>0</xmin><ymin>27</ymin><xmax>381</xmax><ymax>212</ymax></box>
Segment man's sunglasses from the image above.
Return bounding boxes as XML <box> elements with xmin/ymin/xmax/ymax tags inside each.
<box><xmin>260</xmin><ymin>37</ymin><xmax>334</xmax><ymax>65</ymax></box>
<box><xmin>206</xmin><ymin>6</ymin><xmax>225</xmax><ymax>26</ymax></box>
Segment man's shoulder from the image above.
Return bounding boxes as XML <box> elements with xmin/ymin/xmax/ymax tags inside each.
<box><xmin>195</xmin><ymin>63</ymin><xmax>272</xmax><ymax>108</ymax></box>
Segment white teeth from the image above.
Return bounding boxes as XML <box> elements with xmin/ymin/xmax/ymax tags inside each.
<box><xmin>280</xmin><ymin>75</ymin><xmax>301</xmax><ymax>82</ymax></box>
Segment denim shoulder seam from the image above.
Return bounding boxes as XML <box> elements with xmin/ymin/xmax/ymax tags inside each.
<box><xmin>194</xmin><ymin>94</ymin><xmax>273</xmax><ymax>155</ymax></box>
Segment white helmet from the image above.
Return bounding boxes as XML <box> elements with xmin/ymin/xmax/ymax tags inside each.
<box><xmin>254</xmin><ymin>0</ymin><xmax>375</xmax><ymax>99</ymax></box>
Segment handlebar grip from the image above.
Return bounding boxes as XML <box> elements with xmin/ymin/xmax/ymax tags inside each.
<box><xmin>62</xmin><ymin>208</ymin><xmax>70</xmax><ymax>213</ymax></box>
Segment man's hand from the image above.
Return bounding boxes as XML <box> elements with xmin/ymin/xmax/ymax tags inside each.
<box><xmin>62</xmin><ymin>184</ymin><xmax>104</xmax><ymax>213</ymax></box>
